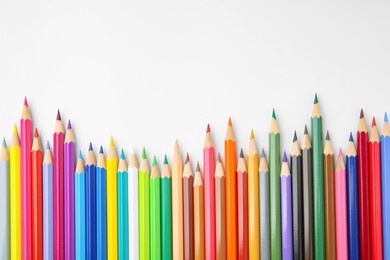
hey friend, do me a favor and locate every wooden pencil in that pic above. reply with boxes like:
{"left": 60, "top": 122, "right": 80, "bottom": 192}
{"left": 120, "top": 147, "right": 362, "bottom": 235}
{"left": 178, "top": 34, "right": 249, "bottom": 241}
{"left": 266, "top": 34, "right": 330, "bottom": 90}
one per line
{"left": 118, "top": 149, "right": 129, "bottom": 260}
{"left": 335, "top": 149, "right": 348, "bottom": 260}
{"left": 161, "top": 155, "right": 172, "bottom": 260}
{"left": 290, "top": 131, "right": 303, "bottom": 260}
{"left": 43, "top": 141, "right": 53, "bottom": 260}
{"left": 215, "top": 153, "right": 226, "bottom": 260}
{"left": 172, "top": 140, "right": 184, "bottom": 259}
{"left": 281, "top": 152, "right": 293, "bottom": 260}
{"left": 381, "top": 113, "right": 390, "bottom": 259}
{"left": 11, "top": 125, "right": 21, "bottom": 260}
{"left": 346, "top": 133, "right": 360, "bottom": 259}
{"left": 75, "top": 151, "right": 86, "bottom": 260}
{"left": 96, "top": 146, "right": 107, "bottom": 260}
{"left": 369, "top": 117, "right": 383, "bottom": 259}
{"left": 194, "top": 162, "right": 205, "bottom": 260}
{"left": 269, "top": 109, "right": 281, "bottom": 260}
{"left": 225, "top": 118, "right": 237, "bottom": 260}
{"left": 0, "top": 139, "right": 9, "bottom": 260}
{"left": 20, "top": 97, "right": 32, "bottom": 260}
{"left": 237, "top": 149, "right": 248, "bottom": 260}
{"left": 323, "top": 131, "right": 336, "bottom": 260}
{"left": 203, "top": 124, "right": 216, "bottom": 260}
{"left": 183, "top": 153, "right": 194, "bottom": 260}
{"left": 139, "top": 147, "right": 150, "bottom": 260}
{"left": 150, "top": 156, "right": 161, "bottom": 260}
{"left": 128, "top": 147, "right": 139, "bottom": 260}
{"left": 31, "top": 129, "right": 43, "bottom": 259}
{"left": 86, "top": 144, "right": 97, "bottom": 260}
{"left": 311, "top": 94, "right": 325, "bottom": 260}
{"left": 106, "top": 136, "right": 118, "bottom": 259}
{"left": 53, "top": 110, "right": 65, "bottom": 259}
{"left": 357, "top": 109, "right": 371, "bottom": 260}
{"left": 259, "top": 149, "right": 270, "bottom": 260}
{"left": 247, "top": 130, "right": 259, "bottom": 260}
{"left": 302, "top": 125, "right": 313, "bottom": 260}
{"left": 64, "top": 120, "right": 75, "bottom": 260}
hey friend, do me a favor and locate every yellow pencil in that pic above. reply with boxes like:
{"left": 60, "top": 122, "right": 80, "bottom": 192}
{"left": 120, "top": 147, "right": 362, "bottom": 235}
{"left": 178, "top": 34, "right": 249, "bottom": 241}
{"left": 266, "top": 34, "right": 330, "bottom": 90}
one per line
{"left": 11, "top": 125, "right": 21, "bottom": 260}
{"left": 107, "top": 136, "right": 118, "bottom": 259}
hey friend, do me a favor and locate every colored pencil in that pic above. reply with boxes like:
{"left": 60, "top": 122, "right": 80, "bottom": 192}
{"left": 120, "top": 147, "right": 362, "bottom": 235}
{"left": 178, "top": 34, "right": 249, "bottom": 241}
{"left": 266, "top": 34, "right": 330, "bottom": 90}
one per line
{"left": 128, "top": 147, "right": 139, "bottom": 260}
{"left": 357, "top": 109, "right": 371, "bottom": 260}
{"left": 118, "top": 149, "right": 129, "bottom": 260}
{"left": 75, "top": 151, "right": 86, "bottom": 260}
{"left": 381, "top": 113, "right": 390, "bottom": 259}
{"left": 86, "top": 143, "right": 97, "bottom": 260}
{"left": 11, "top": 125, "right": 21, "bottom": 260}
{"left": 183, "top": 153, "right": 194, "bottom": 260}
{"left": 161, "top": 155, "right": 172, "bottom": 260}
{"left": 237, "top": 149, "right": 248, "bottom": 260}
{"left": 335, "top": 149, "right": 348, "bottom": 260}
{"left": 302, "top": 125, "right": 314, "bottom": 260}
{"left": 311, "top": 94, "right": 325, "bottom": 260}
{"left": 20, "top": 98, "right": 32, "bottom": 260}
{"left": 247, "top": 130, "right": 259, "bottom": 260}
{"left": 203, "top": 124, "right": 215, "bottom": 260}
{"left": 0, "top": 139, "right": 9, "bottom": 260}
{"left": 172, "top": 140, "right": 184, "bottom": 259}
{"left": 215, "top": 153, "right": 226, "bottom": 260}
{"left": 369, "top": 117, "right": 383, "bottom": 258}
{"left": 323, "top": 131, "right": 335, "bottom": 260}
{"left": 225, "top": 118, "right": 237, "bottom": 260}
{"left": 281, "top": 152, "right": 293, "bottom": 260}
{"left": 290, "top": 131, "right": 303, "bottom": 260}
{"left": 194, "top": 162, "right": 205, "bottom": 260}
{"left": 150, "top": 156, "right": 161, "bottom": 260}
{"left": 96, "top": 146, "right": 107, "bottom": 260}
{"left": 259, "top": 149, "right": 270, "bottom": 260}
{"left": 43, "top": 141, "right": 53, "bottom": 260}
{"left": 346, "top": 133, "right": 360, "bottom": 259}
{"left": 139, "top": 147, "right": 150, "bottom": 260}
{"left": 64, "top": 120, "right": 75, "bottom": 260}
{"left": 269, "top": 109, "right": 281, "bottom": 260}
{"left": 107, "top": 136, "right": 118, "bottom": 259}
{"left": 31, "top": 129, "right": 43, "bottom": 259}
{"left": 53, "top": 110, "right": 65, "bottom": 260}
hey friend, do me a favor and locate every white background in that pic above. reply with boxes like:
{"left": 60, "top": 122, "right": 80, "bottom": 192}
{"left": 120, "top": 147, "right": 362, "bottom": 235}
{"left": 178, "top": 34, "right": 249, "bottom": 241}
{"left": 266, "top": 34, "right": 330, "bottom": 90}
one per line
{"left": 0, "top": 1, "right": 389, "bottom": 169}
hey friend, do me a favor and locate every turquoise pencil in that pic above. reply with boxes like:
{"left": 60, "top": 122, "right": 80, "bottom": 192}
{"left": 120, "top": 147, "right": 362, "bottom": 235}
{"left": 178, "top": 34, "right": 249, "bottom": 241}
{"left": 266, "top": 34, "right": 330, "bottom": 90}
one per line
{"left": 75, "top": 151, "right": 86, "bottom": 260}
{"left": 118, "top": 149, "right": 129, "bottom": 260}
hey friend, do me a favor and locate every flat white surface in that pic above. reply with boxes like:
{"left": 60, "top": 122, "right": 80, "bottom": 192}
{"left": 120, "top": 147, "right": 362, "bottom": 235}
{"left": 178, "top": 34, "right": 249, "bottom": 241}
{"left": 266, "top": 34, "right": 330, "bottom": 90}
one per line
{"left": 0, "top": 1, "right": 389, "bottom": 167}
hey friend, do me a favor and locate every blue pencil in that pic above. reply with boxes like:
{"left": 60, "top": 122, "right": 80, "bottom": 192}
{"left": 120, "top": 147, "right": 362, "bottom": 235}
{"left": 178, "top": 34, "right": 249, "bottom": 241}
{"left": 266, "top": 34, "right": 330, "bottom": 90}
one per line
{"left": 96, "top": 146, "right": 107, "bottom": 260}
{"left": 381, "top": 112, "right": 390, "bottom": 259}
{"left": 346, "top": 133, "right": 360, "bottom": 259}
{"left": 43, "top": 141, "right": 53, "bottom": 260}
{"left": 75, "top": 151, "right": 86, "bottom": 260}
{"left": 86, "top": 143, "right": 96, "bottom": 260}
{"left": 118, "top": 149, "right": 129, "bottom": 259}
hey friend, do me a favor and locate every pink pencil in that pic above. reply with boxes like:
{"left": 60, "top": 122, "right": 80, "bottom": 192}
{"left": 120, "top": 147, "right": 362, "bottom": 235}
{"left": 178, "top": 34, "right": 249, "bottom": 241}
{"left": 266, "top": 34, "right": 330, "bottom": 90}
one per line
{"left": 335, "top": 149, "right": 348, "bottom": 260}
{"left": 21, "top": 97, "right": 32, "bottom": 259}
{"left": 54, "top": 110, "right": 65, "bottom": 259}
{"left": 203, "top": 124, "right": 216, "bottom": 260}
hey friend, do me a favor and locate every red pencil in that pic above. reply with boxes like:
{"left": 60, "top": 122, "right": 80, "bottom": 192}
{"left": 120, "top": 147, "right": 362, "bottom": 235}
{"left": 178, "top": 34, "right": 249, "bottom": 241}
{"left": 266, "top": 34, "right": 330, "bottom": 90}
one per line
{"left": 237, "top": 149, "right": 248, "bottom": 260}
{"left": 31, "top": 129, "right": 43, "bottom": 259}
{"left": 357, "top": 109, "right": 371, "bottom": 260}
{"left": 369, "top": 117, "right": 383, "bottom": 259}
{"left": 53, "top": 110, "right": 65, "bottom": 259}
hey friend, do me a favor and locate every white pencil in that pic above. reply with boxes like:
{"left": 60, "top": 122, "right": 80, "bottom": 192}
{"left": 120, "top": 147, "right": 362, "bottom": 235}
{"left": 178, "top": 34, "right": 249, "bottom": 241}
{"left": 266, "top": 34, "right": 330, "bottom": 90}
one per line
{"left": 0, "top": 139, "right": 9, "bottom": 259}
{"left": 128, "top": 147, "right": 139, "bottom": 259}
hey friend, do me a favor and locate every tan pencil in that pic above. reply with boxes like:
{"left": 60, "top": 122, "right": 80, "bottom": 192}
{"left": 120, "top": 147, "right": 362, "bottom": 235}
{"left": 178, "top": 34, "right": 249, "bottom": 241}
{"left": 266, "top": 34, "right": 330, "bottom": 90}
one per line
{"left": 215, "top": 153, "right": 226, "bottom": 260}
{"left": 194, "top": 162, "right": 205, "bottom": 260}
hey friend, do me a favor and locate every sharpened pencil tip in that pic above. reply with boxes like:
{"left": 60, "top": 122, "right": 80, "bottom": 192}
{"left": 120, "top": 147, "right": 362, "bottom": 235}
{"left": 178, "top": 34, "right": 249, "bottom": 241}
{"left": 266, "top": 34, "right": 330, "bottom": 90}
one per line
{"left": 349, "top": 132, "right": 354, "bottom": 142}
{"left": 217, "top": 153, "right": 222, "bottom": 163}
{"left": 250, "top": 129, "right": 255, "bottom": 140}
{"left": 360, "top": 109, "right": 364, "bottom": 119}
{"left": 338, "top": 148, "right": 343, "bottom": 158}
{"left": 109, "top": 136, "right": 114, "bottom": 147}
{"left": 372, "top": 117, "right": 376, "bottom": 127}
{"left": 152, "top": 156, "right": 157, "bottom": 166}
{"left": 120, "top": 149, "right": 125, "bottom": 159}
{"left": 34, "top": 128, "right": 39, "bottom": 138}
{"left": 46, "top": 141, "right": 50, "bottom": 149}
{"left": 142, "top": 147, "right": 146, "bottom": 160}
{"left": 314, "top": 93, "right": 318, "bottom": 104}
{"left": 293, "top": 131, "right": 297, "bottom": 142}
{"left": 385, "top": 112, "right": 388, "bottom": 123}
{"left": 56, "top": 109, "right": 61, "bottom": 120}
{"left": 89, "top": 142, "right": 93, "bottom": 151}
{"left": 2, "top": 138, "right": 6, "bottom": 147}
{"left": 206, "top": 124, "right": 210, "bottom": 133}
{"left": 99, "top": 146, "right": 103, "bottom": 154}
{"left": 78, "top": 150, "right": 83, "bottom": 159}
{"left": 240, "top": 148, "right": 244, "bottom": 158}
{"left": 228, "top": 117, "right": 232, "bottom": 126}
{"left": 13, "top": 124, "right": 18, "bottom": 134}
{"left": 283, "top": 151, "right": 287, "bottom": 162}
{"left": 163, "top": 155, "right": 168, "bottom": 164}
{"left": 326, "top": 130, "right": 330, "bottom": 140}
{"left": 185, "top": 152, "right": 190, "bottom": 163}
{"left": 304, "top": 125, "right": 308, "bottom": 134}
{"left": 24, "top": 97, "right": 28, "bottom": 107}
{"left": 260, "top": 149, "right": 265, "bottom": 157}
{"left": 67, "top": 120, "right": 72, "bottom": 130}
{"left": 196, "top": 161, "right": 200, "bottom": 172}
{"left": 272, "top": 108, "right": 276, "bottom": 119}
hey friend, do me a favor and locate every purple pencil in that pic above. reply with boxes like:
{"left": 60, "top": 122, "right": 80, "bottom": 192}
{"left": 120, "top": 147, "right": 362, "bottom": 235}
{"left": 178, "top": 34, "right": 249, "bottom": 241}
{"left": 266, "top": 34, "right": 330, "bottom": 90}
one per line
{"left": 64, "top": 120, "right": 75, "bottom": 260}
{"left": 281, "top": 152, "right": 293, "bottom": 260}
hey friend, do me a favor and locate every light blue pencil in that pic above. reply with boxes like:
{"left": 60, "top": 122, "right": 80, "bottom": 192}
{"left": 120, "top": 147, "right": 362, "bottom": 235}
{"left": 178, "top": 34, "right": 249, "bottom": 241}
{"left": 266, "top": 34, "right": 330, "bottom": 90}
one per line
{"left": 96, "top": 146, "right": 107, "bottom": 260}
{"left": 381, "top": 112, "right": 390, "bottom": 259}
{"left": 43, "top": 141, "right": 53, "bottom": 260}
{"left": 118, "top": 149, "right": 129, "bottom": 260}
{"left": 75, "top": 151, "right": 86, "bottom": 260}
{"left": 0, "top": 139, "right": 9, "bottom": 259}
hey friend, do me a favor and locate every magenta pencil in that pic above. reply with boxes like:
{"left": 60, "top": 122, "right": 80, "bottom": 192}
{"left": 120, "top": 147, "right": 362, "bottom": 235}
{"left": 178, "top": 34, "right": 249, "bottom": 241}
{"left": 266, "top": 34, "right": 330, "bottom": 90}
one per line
{"left": 64, "top": 120, "right": 75, "bottom": 260}
{"left": 54, "top": 110, "right": 65, "bottom": 259}
{"left": 21, "top": 97, "right": 32, "bottom": 259}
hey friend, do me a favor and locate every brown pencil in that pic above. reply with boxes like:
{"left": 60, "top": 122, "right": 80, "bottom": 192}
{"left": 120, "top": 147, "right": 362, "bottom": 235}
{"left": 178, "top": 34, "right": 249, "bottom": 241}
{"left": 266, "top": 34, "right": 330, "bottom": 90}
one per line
{"left": 215, "top": 153, "right": 226, "bottom": 260}
{"left": 183, "top": 153, "right": 194, "bottom": 260}
{"left": 194, "top": 162, "right": 205, "bottom": 260}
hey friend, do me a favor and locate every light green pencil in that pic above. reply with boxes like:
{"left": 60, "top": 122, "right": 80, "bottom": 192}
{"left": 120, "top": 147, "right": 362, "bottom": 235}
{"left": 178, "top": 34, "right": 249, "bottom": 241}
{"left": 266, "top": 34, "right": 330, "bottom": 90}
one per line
{"left": 150, "top": 156, "right": 161, "bottom": 259}
{"left": 139, "top": 147, "right": 150, "bottom": 260}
